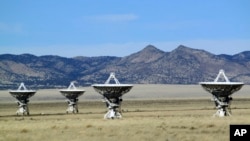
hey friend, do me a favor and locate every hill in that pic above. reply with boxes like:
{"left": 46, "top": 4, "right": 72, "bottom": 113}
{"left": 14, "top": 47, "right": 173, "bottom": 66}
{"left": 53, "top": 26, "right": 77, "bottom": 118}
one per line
{"left": 0, "top": 45, "right": 250, "bottom": 89}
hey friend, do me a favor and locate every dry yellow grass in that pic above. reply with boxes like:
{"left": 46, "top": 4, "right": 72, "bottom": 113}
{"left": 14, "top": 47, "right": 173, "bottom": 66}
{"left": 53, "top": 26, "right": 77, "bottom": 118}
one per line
{"left": 1, "top": 85, "right": 250, "bottom": 141}
{"left": 1, "top": 99, "right": 250, "bottom": 141}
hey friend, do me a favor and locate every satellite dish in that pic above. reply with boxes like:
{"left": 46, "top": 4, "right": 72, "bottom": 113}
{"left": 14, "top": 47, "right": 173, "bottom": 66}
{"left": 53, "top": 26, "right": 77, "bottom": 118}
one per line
{"left": 9, "top": 83, "right": 37, "bottom": 115}
{"left": 92, "top": 72, "right": 133, "bottom": 119}
{"left": 199, "top": 69, "right": 244, "bottom": 117}
{"left": 59, "top": 82, "right": 85, "bottom": 114}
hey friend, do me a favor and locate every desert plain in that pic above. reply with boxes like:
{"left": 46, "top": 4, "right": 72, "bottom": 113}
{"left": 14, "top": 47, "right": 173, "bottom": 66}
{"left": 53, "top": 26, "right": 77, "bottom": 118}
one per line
{"left": 0, "top": 84, "right": 250, "bottom": 141}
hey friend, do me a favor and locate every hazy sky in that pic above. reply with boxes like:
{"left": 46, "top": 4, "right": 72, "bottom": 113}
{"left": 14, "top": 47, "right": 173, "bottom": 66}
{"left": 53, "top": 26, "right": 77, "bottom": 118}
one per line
{"left": 0, "top": 0, "right": 249, "bottom": 57}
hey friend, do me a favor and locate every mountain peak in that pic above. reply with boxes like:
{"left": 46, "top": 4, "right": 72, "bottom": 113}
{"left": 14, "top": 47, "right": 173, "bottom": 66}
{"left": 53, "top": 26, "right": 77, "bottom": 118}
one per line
{"left": 170, "top": 45, "right": 197, "bottom": 56}
{"left": 173, "top": 45, "right": 211, "bottom": 55}
{"left": 175, "top": 45, "right": 193, "bottom": 51}
{"left": 140, "top": 44, "right": 164, "bottom": 53}
{"left": 143, "top": 44, "right": 158, "bottom": 50}
{"left": 123, "top": 45, "right": 165, "bottom": 63}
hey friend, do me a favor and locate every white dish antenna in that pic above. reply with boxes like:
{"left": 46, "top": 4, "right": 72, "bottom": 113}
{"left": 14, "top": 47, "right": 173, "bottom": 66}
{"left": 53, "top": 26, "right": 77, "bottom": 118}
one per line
{"left": 92, "top": 72, "right": 133, "bottom": 119}
{"left": 199, "top": 69, "right": 244, "bottom": 117}
{"left": 59, "top": 82, "right": 85, "bottom": 114}
{"left": 9, "top": 83, "right": 37, "bottom": 115}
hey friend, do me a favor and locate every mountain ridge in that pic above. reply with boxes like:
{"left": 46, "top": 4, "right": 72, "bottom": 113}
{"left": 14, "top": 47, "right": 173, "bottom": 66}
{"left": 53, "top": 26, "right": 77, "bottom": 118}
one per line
{"left": 0, "top": 45, "right": 250, "bottom": 89}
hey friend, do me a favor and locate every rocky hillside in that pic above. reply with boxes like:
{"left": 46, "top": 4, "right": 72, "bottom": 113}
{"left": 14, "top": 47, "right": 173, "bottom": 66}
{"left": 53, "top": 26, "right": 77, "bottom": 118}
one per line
{"left": 0, "top": 45, "right": 250, "bottom": 89}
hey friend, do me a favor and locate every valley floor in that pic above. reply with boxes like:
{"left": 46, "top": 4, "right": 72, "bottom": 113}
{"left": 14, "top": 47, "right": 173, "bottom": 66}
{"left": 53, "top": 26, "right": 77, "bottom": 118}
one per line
{"left": 1, "top": 98, "right": 250, "bottom": 141}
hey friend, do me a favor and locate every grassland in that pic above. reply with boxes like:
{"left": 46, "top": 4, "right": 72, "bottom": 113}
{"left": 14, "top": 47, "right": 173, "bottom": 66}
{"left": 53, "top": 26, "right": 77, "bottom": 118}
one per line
{"left": 1, "top": 85, "right": 250, "bottom": 141}
{"left": 1, "top": 99, "right": 250, "bottom": 141}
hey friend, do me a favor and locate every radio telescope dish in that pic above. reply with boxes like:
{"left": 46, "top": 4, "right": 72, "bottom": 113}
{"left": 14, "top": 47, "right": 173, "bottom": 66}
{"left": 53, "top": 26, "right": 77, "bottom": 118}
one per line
{"left": 92, "top": 72, "right": 133, "bottom": 119}
{"left": 199, "top": 69, "right": 244, "bottom": 117}
{"left": 9, "top": 83, "right": 37, "bottom": 115}
{"left": 59, "top": 82, "right": 85, "bottom": 114}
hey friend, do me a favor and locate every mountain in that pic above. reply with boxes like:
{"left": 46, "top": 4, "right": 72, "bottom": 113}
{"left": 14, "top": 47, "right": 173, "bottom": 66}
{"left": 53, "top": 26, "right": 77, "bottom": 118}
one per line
{"left": 121, "top": 44, "right": 165, "bottom": 63}
{"left": 0, "top": 45, "right": 250, "bottom": 89}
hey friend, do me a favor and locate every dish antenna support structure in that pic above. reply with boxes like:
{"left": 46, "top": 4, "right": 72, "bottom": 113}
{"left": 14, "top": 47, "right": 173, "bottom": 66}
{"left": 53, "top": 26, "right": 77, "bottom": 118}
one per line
{"left": 9, "top": 83, "right": 37, "bottom": 115}
{"left": 199, "top": 70, "right": 244, "bottom": 117}
{"left": 92, "top": 73, "right": 133, "bottom": 119}
{"left": 59, "top": 82, "right": 85, "bottom": 114}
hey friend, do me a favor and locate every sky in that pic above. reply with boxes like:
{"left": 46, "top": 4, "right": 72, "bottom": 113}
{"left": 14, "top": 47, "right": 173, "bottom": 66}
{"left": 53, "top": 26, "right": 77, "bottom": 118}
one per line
{"left": 0, "top": 0, "right": 250, "bottom": 57}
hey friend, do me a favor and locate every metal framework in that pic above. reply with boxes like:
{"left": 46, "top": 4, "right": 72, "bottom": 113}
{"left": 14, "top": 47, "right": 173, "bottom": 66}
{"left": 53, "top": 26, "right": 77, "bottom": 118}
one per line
{"left": 92, "top": 73, "right": 133, "bottom": 119}
{"left": 9, "top": 83, "right": 36, "bottom": 115}
{"left": 105, "top": 72, "right": 120, "bottom": 84}
{"left": 103, "top": 97, "right": 122, "bottom": 119}
{"left": 212, "top": 95, "right": 232, "bottom": 117}
{"left": 200, "top": 69, "right": 244, "bottom": 117}
{"left": 214, "top": 69, "right": 230, "bottom": 82}
{"left": 59, "top": 82, "right": 85, "bottom": 114}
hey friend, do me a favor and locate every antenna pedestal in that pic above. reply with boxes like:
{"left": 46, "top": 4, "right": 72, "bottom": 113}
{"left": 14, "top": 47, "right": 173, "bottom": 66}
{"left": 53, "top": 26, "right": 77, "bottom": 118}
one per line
{"left": 103, "top": 97, "right": 122, "bottom": 119}
{"left": 65, "top": 99, "right": 79, "bottom": 114}
{"left": 212, "top": 95, "right": 232, "bottom": 117}
{"left": 16, "top": 99, "right": 30, "bottom": 115}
